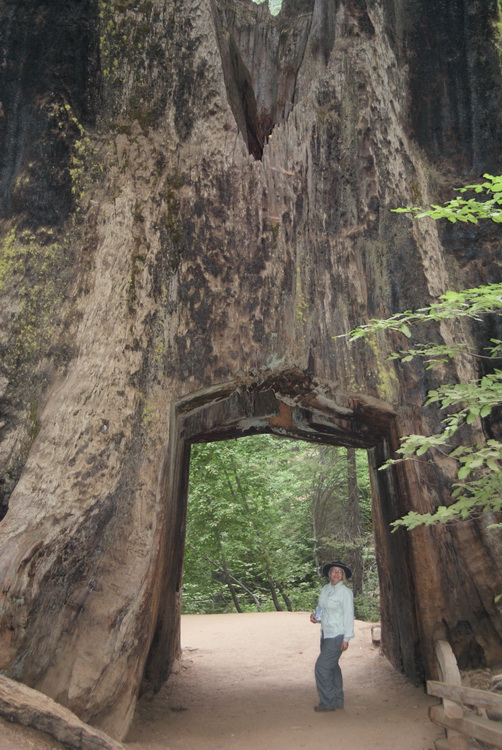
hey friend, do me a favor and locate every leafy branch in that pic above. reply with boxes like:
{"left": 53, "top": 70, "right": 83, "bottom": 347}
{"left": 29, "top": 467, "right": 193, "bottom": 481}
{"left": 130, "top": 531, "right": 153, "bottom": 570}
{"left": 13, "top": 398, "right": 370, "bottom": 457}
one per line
{"left": 341, "top": 284, "right": 502, "bottom": 345}
{"left": 340, "top": 177, "right": 502, "bottom": 529}
{"left": 393, "top": 173, "right": 502, "bottom": 223}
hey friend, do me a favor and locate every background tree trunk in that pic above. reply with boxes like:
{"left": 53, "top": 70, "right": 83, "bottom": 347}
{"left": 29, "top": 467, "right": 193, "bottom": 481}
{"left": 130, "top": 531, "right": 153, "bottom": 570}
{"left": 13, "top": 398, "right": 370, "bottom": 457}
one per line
{"left": 220, "top": 561, "right": 244, "bottom": 613}
{"left": 311, "top": 447, "right": 364, "bottom": 596}
{"left": 346, "top": 448, "right": 363, "bottom": 596}
{"left": 0, "top": 0, "right": 501, "bottom": 740}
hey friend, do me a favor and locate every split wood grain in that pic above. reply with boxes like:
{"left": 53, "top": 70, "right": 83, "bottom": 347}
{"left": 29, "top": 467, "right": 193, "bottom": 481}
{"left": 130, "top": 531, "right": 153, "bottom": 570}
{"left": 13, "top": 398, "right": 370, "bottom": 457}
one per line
{"left": 0, "top": 674, "right": 125, "bottom": 750}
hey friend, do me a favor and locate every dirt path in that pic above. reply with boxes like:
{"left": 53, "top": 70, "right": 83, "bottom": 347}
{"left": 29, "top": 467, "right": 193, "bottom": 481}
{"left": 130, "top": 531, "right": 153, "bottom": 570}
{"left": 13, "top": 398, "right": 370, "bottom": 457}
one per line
{"left": 0, "top": 613, "right": 443, "bottom": 749}
{"left": 125, "top": 613, "right": 442, "bottom": 750}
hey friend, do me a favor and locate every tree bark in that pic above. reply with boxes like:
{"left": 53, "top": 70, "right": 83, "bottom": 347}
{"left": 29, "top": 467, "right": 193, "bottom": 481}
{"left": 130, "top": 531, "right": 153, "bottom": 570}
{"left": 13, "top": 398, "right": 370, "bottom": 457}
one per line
{"left": 0, "top": 675, "right": 124, "bottom": 750}
{"left": 0, "top": 0, "right": 501, "bottom": 740}
{"left": 346, "top": 448, "right": 363, "bottom": 596}
{"left": 277, "top": 581, "right": 293, "bottom": 612}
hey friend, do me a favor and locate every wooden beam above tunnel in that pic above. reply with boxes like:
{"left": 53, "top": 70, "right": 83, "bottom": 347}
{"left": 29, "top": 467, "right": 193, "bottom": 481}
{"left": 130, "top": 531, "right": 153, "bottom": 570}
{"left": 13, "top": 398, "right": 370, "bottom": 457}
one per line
{"left": 177, "top": 374, "right": 396, "bottom": 449}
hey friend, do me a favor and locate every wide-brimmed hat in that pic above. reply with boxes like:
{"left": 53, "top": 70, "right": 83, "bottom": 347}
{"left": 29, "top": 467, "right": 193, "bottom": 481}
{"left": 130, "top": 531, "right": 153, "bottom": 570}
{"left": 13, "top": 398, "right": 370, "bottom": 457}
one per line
{"left": 322, "top": 561, "right": 352, "bottom": 579}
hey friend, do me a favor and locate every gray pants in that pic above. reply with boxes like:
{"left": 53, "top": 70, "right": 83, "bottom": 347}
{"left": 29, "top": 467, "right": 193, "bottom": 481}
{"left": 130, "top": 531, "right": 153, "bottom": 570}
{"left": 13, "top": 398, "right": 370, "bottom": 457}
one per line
{"left": 314, "top": 633, "right": 344, "bottom": 710}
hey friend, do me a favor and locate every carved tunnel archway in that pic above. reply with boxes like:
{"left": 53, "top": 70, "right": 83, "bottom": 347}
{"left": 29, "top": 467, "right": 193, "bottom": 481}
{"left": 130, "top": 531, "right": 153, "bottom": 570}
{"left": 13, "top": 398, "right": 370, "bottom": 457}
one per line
{"left": 144, "top": 370, "right": 422, "bottom": 694}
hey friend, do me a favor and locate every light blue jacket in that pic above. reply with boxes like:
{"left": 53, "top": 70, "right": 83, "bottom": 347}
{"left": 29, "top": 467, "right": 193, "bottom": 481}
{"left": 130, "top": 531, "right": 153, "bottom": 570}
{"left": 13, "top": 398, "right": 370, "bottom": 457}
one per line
{"left": 318, "top": 580, "right": 355, "bottom": 641}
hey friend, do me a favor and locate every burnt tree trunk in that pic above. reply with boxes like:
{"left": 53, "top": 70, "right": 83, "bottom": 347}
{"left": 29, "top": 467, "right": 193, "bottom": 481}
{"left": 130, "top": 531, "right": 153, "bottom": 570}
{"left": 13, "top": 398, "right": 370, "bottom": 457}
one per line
{"left": 0, "top": 0, "right": 501, "bottom": 741}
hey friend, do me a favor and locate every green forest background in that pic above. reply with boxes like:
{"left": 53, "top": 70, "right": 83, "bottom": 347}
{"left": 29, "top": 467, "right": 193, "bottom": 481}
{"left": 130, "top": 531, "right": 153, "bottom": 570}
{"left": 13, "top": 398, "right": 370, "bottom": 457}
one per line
{"left": 183, "top": 435, "right": 380, "bottom": 621}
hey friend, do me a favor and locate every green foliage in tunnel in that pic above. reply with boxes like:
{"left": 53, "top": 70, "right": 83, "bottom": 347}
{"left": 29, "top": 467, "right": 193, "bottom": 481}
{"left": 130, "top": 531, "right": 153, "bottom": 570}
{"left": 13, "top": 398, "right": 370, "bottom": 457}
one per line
{"left": 183, "top": 435, "right": 378, "bottom": 619}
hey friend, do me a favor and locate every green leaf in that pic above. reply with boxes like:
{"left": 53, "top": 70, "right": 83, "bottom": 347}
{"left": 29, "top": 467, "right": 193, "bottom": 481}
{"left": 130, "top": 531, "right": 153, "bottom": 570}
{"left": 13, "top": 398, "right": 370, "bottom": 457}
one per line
{"left": 342, "top": 177, "right": 502, "bottom": 531}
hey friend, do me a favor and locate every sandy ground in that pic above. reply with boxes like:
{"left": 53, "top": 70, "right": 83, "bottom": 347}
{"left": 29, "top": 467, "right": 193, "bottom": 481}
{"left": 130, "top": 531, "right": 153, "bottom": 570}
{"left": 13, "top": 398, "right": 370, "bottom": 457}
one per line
{"left": 0, "top": 612, "right": 443, "bottom": 750}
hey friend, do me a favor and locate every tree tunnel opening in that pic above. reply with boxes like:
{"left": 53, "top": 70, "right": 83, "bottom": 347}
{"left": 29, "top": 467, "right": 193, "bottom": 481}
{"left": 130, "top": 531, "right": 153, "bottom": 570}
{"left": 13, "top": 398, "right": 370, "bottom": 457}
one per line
{"left": 183, "top": 434, "right": 377, "bottom": 618}
{"left": 143, "top": 371, "right": 423, "bottom": 695}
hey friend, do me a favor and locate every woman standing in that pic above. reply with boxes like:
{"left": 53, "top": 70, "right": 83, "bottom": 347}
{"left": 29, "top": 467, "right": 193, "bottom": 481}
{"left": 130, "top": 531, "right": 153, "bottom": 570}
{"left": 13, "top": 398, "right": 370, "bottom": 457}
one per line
{"left": 310, "top": 561, "right": 355, "bottom": 712}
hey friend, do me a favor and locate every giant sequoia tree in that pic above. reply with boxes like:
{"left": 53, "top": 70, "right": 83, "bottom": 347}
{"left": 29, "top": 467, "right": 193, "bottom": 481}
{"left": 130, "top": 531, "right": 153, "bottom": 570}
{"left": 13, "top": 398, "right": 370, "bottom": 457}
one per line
{"left": 0, "top": 0, "right": 501, "bottom": 742}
